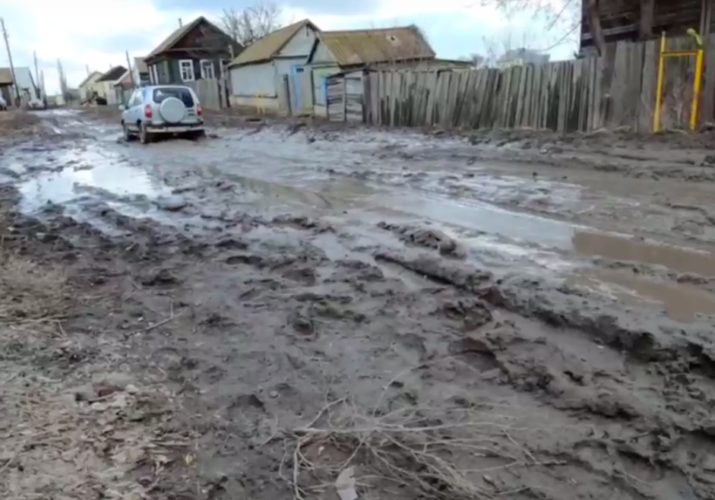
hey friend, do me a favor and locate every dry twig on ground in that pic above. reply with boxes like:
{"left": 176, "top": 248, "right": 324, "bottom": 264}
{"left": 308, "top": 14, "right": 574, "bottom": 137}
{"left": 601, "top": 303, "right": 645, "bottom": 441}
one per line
{"left": 285, "top": 400, "right": 565, "bottom": 499}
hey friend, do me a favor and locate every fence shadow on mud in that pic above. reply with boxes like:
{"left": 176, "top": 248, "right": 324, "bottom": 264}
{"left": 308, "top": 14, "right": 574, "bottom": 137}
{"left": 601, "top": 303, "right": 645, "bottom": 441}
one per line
{"left": 361, "top": 35, "right": 715, "bottom": 133}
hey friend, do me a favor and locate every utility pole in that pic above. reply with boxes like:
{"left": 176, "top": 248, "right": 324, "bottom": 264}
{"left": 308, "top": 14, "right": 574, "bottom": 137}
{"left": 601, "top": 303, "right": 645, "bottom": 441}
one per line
{"left": 125, "top": 50, "right": 135, "bottom": 88}
{"left": 86, "top": 64, "right": 90, "bottom": 76}
{"left": 0, "top": 18, "right": 20, "bottom": 105}
{"left": 57, "top": 59, "right": 64, "bottom": 99}
{"left": 40, "top": 70, "right": 45, "bottom": 102}
{"left": 179, "top": 18, "right": 183, "bottom": 27}
{"left": 33, "top": 51, "right": 40, "bottom": 99}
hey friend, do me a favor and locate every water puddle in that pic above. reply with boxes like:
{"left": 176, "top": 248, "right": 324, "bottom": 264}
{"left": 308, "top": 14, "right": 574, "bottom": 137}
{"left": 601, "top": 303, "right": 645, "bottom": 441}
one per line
{"left": 204, "top": 167, "right": 334, "bottom": 210}
{"left": 572, "top": 231, "right": 715, "bottom": 276}
{"left": 369, "top": 192, "right": 579, "bottom": 248}
{"left": 12, "top": 140, "right": 171, "bottom": 224}
{"left": 215, "top": 166, "right": 584, "bottom": 252}
{"left": 19, "top": 161, "right": 165, "bottom": 212}
{"left": 570, "top": 269, "right": 715, "bottom": 322}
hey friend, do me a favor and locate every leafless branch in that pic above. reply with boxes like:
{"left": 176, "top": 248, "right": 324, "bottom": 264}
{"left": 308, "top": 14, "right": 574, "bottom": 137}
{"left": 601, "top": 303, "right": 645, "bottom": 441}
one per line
{"left": 220, "top": 1, "right": 282, "bottom": 46}
{"left": 479, "top": 0, "right": 581, "bottom": 49}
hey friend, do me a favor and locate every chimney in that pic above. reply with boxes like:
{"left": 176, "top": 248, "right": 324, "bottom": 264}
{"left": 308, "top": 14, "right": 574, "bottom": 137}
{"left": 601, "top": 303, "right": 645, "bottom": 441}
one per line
{"left": 179, "top": 18, "right": 183, "bottom": 27}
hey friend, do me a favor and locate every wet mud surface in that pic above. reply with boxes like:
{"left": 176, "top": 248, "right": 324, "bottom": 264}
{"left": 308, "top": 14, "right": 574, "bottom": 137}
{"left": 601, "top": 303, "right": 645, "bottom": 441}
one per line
{"left": 3, "top": 109, "right": 715, "bottom": 499}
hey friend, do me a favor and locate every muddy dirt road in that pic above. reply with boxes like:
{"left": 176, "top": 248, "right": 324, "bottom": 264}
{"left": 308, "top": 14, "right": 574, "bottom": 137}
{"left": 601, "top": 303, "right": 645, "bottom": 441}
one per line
{"left": 4, "top": 109, "right": 715, "bottom": 499}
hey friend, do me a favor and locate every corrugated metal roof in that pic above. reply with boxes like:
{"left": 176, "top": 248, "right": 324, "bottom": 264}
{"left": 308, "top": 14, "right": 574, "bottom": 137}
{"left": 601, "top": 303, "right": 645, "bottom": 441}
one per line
{"left": 97, "top": 66, "right": 127, "bottom": 82}
{"left": 320, "top": 26, "right": 435, "bottom": 66}
{"left": 0, "top": 68, "right": 13, "bottom": 85}
{"left": 146, "top": 16, "right": 206, "bottom": 60}
{"left": 134, "top": 57, "right": 148, "bottom": 73}
{"left": 228, "top": 19, "right": 317, "bottom": 67}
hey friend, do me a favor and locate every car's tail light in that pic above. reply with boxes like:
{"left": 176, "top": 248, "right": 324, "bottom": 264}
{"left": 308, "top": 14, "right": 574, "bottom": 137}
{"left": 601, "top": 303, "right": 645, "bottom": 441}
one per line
{"left": 196, "top": 104, "right": 202, "bottom": 116}
{"left": 144, "top": 104, "right": 152, "bottom": 118}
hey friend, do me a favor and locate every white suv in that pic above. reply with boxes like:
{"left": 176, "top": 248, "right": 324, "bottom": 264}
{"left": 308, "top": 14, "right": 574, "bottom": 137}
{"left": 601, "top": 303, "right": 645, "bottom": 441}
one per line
{"left": 120, "top": 85, "right": 205, "bottom": 144}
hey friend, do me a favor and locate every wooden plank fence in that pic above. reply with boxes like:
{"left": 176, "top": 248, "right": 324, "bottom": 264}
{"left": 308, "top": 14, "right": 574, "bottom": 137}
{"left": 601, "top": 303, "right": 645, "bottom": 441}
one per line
{"left": 363, "top": 34, "right": 715, "bottom": 132}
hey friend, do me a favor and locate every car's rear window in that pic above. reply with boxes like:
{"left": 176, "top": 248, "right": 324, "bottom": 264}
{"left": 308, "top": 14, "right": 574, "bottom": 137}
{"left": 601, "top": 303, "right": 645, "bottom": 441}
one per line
{"left": 152, "top": 87, "right": 194, "bottom": 107}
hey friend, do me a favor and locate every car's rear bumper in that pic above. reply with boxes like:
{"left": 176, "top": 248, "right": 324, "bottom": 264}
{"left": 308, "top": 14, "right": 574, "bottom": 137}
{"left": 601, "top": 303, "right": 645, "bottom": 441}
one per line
{"left": 146, "top": 122, "right": 204, "bottom": 134}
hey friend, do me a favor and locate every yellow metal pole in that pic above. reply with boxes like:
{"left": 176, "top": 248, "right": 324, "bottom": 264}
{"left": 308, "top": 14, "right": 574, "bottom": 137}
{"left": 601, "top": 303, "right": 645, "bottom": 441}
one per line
{"left": 690, "top": 49, "right": 705, "bottom": 131}
{"left": 653, "top": 32, "right": 667, "bottom": 133}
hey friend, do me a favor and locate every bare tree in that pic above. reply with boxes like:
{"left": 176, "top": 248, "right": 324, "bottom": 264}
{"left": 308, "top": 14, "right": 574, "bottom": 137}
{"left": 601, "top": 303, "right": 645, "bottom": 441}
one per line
{"left": 482, "top": 0, "right": 653, "bottom": 57}
{"left": 479, "top": 0, "right": 584, "bottom": 52}
{"left": 220, "top": 1, "right": 282, "bottom": 46}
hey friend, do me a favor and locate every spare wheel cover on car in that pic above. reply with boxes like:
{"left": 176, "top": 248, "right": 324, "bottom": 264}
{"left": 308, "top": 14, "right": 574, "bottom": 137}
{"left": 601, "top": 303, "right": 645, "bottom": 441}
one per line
{"left": 159, "top": 97, "right": 186, "bottom": 124}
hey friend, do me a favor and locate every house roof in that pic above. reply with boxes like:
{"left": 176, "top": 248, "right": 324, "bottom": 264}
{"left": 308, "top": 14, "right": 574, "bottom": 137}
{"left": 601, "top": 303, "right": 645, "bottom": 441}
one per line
{"left": 0, "top": 68, "right": 13, "bottom": 85}
{"left": 228, "top": 19, "right": 317, "bottom": 67}
{"left": 78, "top": 71, "right": 102, "bottom": 88}
{"left": 97, "top": 66, "right": 127, "bottom": 82}
{"left": 0, "top": 67, "right": 36, "bottom": 89}
{"left": 134, "top": 57, "right": 148, "bottom": 73}
{"left": 146, "top": 16, "right": 234, "bottom": 61}
{"left": 114, "top": 70, "right": 134, "bottom": 88}
{"left": 319, "top": 26, "right": 435, "bottom": 66}
{"left": 147, "top": 17, "right": 205, "bottom": 60}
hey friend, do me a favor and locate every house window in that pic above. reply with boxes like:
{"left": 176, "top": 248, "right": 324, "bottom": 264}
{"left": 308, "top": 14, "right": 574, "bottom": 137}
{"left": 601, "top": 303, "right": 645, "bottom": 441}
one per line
{"left": 179, "top": 60, "right": 194, "bottom": 82}
{"left": 150, "top": 65, "right": 159, "bottom": 84}
{"left": 200, "top": 60, "right": 215, "bottom": 80}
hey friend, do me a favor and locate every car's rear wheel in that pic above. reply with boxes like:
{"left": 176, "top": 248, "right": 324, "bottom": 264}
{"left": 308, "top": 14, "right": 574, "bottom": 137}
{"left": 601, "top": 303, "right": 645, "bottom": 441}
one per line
{"left": 122, "top": 123, "right": 134, "bottom": 142}
{"left": 192, "top": 130, "right": 206, "bottom": 140}
{"left": 139, "top": 124, "right": 152, "bottom": 145}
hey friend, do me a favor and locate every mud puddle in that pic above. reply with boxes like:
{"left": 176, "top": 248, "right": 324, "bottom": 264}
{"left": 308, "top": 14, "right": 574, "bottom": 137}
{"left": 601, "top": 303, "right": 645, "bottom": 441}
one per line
{"left": 571, "top": 268, "right": 715, "bottom": 322}
{"left": 573, "top": 231, "right": 715, "bottom": 275}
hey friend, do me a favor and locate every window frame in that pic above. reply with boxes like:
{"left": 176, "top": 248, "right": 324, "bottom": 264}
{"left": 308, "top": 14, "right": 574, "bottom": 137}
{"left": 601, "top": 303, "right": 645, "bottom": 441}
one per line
{"left": 199, "top": 60, "right": 215, "bottom": 80}
{"left": 179, "top": 60, "right": 195, "bottom": 82}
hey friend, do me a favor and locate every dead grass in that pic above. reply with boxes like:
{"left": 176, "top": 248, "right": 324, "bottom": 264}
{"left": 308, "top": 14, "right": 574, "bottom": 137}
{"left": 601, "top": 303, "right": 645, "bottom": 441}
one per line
{"left": 0, "top": 111, "right": 42, "bottom": 149}
{"left": 0, "top": 110, "right": 40, "bottom": 130}
{"left": 0, "top": 252, "right": 69, "bottom": 328}
{"left": 0, "top": 381, "right": 189, "bottom": 500}
{"left": 0, "top": 251, "right": 191, "bottom": 499}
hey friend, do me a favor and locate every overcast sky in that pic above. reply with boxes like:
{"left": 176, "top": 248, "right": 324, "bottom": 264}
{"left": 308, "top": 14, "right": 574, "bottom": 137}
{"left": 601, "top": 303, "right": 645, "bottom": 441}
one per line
{"left": 0, "top": 0, "right": 576, "bottom": 95}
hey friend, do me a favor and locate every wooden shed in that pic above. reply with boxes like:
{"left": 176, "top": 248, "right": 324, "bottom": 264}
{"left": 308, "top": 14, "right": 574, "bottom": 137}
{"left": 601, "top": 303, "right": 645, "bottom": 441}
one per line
{"left": 326, "top": 69, "right": 367, "bottom": 122}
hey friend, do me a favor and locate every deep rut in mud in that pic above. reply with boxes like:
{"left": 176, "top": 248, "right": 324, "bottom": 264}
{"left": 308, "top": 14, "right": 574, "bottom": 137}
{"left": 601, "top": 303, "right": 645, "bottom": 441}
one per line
{"left": 2, "top": 110, "right": 715, "bottom": 499}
